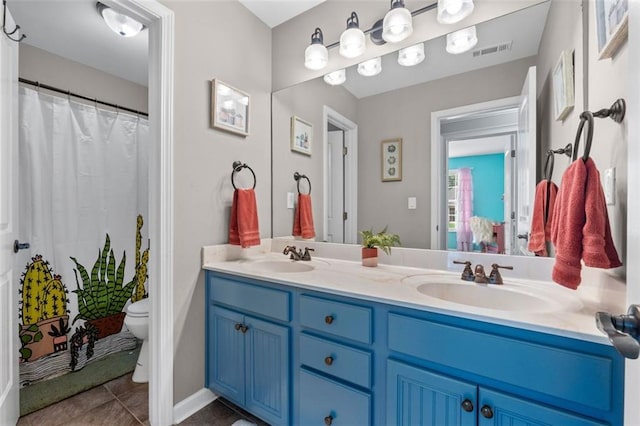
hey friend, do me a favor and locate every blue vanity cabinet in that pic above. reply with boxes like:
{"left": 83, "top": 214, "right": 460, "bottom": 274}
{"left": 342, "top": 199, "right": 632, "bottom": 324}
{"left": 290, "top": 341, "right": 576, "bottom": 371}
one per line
{"left": 206, "top": 273, "right": 291, "bottom": 426}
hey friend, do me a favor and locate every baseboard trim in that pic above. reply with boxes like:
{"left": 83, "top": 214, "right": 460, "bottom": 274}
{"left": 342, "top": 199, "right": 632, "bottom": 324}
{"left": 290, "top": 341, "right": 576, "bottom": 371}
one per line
{"left": 173, "top": 388, "right": 218, "bottom": 424}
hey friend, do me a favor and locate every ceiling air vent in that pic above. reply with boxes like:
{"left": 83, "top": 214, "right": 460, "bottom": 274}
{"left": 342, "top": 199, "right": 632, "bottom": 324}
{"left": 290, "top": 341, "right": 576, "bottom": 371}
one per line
{"left": 472, "top": 41, "right": 513, "bottom": 58}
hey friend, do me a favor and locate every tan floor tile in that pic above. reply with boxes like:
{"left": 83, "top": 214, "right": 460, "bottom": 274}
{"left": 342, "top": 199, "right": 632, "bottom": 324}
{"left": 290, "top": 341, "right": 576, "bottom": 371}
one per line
{"left": 64, "top": 400, "right": 141, "bottom": 426}
{"left": 178, "top": 399, "right": 241, "bottom": 425}
{"left": 103, "top": 373, "right": 147, "bottom": 398}
{"left": 116, "top": 385, "right": 149, "bottom": 423}
{"left": 16, "top": 415, "right": 32, "bottom": 426}
{"left": 22, "top": 386, "right": 115, "bottom": 426}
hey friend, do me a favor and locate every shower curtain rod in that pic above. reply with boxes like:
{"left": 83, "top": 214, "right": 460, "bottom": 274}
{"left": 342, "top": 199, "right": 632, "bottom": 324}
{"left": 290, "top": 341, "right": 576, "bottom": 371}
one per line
{"left": 18, "top": 77, "right": 149, "bottom": 118}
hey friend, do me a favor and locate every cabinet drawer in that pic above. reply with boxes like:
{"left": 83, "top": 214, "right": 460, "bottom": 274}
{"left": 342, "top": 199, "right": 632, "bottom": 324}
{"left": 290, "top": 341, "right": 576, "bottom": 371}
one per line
{"left": 388, "top": 313, "right": 613, "bottom": 412}
{"left": 299, "top": 369, "right": 371, "bottom": 425}
{"left": 299, "top": 333, "right": 372, "bottom": 389}
{"left": 299, "top": 295, "right": 372, "bottom": 344}
{"left": 209, "top": 274, "right": 290, "bottom": 322}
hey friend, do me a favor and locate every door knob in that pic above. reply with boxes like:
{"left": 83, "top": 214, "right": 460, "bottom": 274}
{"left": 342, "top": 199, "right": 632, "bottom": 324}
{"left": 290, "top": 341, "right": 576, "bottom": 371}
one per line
{"left": 516, "top": 233, "right": 528, "bottom": 241}
{"left": 13, "top": 240, "right": 30, "bottom": 253}
{"left": 596, "top": 305, "right": 640, "bottom": 359}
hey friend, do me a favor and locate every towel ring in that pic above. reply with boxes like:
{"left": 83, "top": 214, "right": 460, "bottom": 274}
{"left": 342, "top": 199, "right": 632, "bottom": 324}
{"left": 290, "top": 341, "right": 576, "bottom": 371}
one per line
{"left": 231, "top": 161, "right": 256, "bottom": 190}
{"left": 572, "top": 111, "right": 594, "bottom": 162}
{"left": 543, "top": 150, "right": 555, "bottom": 181}
{"left": 293, "top": 172, "right": 311, "bottom": 195}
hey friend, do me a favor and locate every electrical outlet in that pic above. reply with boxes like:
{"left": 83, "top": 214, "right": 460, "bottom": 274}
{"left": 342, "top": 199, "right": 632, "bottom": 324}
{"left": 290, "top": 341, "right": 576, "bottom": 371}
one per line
{"left": 408, "top": 197, "right": 417, "bottom": 210}
{"left": 604, "top": 168, "right": 615, "bottom": 205}
{"left": 287, "top": 192, "right": 295, "bottom": 209}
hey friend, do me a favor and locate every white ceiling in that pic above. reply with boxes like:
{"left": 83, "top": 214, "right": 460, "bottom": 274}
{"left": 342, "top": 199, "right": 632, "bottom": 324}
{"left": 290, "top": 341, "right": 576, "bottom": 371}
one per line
{"left": 449, "top": 135, "right": 510, "bottom": 158}
{"left": 238, "top": 0, "right": 325, "bottom": 28}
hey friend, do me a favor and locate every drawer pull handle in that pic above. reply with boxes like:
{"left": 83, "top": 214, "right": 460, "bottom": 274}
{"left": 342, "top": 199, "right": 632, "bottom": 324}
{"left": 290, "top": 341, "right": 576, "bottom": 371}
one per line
{"left": 324, "top": 415, "right": 333, "bottom": 425}
{"left": 325, "top": 315, "right": 334, "bottom": 325}
{"left": 461, "top": 399, "right": 474, "bottom": 412}
{"left": 480, "top": 405, "right": 493, "bottom": 419}
{"left": 324, "top": 356, "right": 334, "bottom": 366}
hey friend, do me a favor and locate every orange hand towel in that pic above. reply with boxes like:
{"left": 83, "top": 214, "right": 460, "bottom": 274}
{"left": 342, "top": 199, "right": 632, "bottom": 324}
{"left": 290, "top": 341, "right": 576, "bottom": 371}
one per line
{"left": 551, "top": 159, "right": 587, "bottom": 289}
{"left": 528, "top": 179, "right": 557, "bottom": 257}
{"left": 292, "top": 193, "right": 315, "bottom": 239}
{"left": 582, "top": 158, "right": 622, "bottom": 269}
{"left": 228, "top": 189, "right": 261, "bottom": 248}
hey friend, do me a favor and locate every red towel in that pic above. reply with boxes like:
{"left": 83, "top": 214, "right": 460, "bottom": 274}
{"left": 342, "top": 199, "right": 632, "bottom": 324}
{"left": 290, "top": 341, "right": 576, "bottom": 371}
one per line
{"left": 293, "top": 193, "right": 315, "bottom": 239}
{"left": 228, "top": 189, "right": 260, "bottom": 248}
{"left": 528, "top": 179, "right": 558, "bottom": 257}
{"left": 551, "top": 158, "right": 621, "bottom": 289}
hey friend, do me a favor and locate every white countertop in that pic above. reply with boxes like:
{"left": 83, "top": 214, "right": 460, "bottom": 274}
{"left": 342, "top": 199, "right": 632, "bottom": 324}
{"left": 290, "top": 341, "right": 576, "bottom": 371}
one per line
{"left": 202, "top": 241, "right": 626, "bottom": 346}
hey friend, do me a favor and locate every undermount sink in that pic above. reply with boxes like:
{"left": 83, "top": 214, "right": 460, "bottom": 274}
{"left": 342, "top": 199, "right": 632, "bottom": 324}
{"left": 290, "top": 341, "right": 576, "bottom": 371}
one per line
{"left": 245, "top": 260, "right": 315, "bottom": 273}
{"left": 416, "top": 282, "right": 582, "bottom": 313}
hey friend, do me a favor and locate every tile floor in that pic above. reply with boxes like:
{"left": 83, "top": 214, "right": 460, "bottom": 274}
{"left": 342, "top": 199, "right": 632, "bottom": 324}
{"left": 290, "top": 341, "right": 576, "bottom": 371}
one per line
{"left": 17, "top": 373, "right": 267, "bottom": 426}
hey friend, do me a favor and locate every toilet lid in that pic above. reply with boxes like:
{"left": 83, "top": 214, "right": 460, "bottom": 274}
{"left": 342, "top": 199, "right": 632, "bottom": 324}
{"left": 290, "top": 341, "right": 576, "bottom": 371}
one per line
{"left": 127, "top": 298, "right": 149, "bottom": 316}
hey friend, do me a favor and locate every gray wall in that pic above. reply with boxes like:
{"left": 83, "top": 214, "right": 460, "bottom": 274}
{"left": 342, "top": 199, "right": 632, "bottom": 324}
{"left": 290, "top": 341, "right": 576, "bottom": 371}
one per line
{"left": 160, "top": 0, "right": 272, "bottom": 403}
{"left": 272, "top": 79, "right": 358, "bottom": 240}
{"left": 18, "top": 44, "right": 148, "bottom": 113}
{"left": 357, "top": 56, "right": 536, "bottom": 248}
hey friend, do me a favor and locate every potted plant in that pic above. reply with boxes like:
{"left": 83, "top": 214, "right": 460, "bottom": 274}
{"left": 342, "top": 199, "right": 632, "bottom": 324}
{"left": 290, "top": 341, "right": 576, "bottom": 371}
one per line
{"left": 360, "top": 226, "right": 401, "bottom": 267}
{"left": 70, "top": 234, "right": 136, "bottom": 339}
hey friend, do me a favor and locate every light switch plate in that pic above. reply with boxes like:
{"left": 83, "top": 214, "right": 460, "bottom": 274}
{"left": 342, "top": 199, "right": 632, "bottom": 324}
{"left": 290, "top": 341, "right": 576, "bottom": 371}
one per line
{"left": 287, "top": 192, "right": 295, "bottom": 209}
{"left": 408, "top": 197, "right": 417, "bottom": 210}
{"left": 604, "top": 167, "right": 615, "bottom": 205}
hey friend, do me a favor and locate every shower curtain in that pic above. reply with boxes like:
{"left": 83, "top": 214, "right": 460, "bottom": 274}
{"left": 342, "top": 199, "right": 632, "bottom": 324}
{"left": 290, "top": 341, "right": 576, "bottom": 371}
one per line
{"left": 456, "top": 168, "right": 473, "bottom": 252}
{"left": 16, "top": 87, "right": 148, "bottom": 370}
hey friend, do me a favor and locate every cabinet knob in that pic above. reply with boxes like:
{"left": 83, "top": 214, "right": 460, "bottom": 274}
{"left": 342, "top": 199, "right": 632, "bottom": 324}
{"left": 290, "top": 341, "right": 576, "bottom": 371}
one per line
{"left": 480, "top": 405, "right": 494, "bottom": 419}
{"left": 325, "top": 315, "right": 334, "bottom": 325}
{"left": 324, "top": 356, "right": 334, "bottom": 366}
{"left": 461, "top": 399, "right": 474, "bottom": 412}
{"left": 240, "top": 324, "right": 249, "bottom": 334}
{"left": 234, "top": 323, "right": 242, "bottom": 331}
{"left": 324, "top": 415, "right": 333, "bottom": 425}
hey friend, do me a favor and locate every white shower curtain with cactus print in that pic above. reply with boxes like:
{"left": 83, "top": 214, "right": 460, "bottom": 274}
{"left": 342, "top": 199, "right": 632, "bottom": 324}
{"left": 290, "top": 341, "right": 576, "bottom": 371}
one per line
{"left": 16, "top": 87, "right": 148, "bottom": 370}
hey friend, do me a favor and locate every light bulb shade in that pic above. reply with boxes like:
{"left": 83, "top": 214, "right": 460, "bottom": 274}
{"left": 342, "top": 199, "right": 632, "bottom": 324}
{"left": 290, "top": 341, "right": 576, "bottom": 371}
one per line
{"left": 382, "top": 1, "right": 413, "bottom": 43}
{"left": 324, "top": 69, "right": 346, "bottom": 85}
{"left": 398, "top": 43, "right": 425, "bottom": 66}
{"left": 305, "top": 28, "right": 328, "bottom": 70}
{"left": 97, "top": 2, "right": 144, "bottom": 37}
{"left": 446, "top": 26, "right": 478, "bottom": 54}
{"left": 437, "top": 0, "right": 474, "bottom": 24}
{"left": 357, "top": 57, "right": 382, "bottom": 77}
{"left": 340, "top": 28, "right": 366, "bottom": 58}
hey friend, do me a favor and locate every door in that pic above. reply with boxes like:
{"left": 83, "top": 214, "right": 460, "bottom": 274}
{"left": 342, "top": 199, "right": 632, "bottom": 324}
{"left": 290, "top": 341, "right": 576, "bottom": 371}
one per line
{"left": 327, "top": 129, "right": 345, "bottom": 243}
{"left": 516, "top": 66, "right": 536, "bottom": 255}
{"left": 208, "top": 306, "right": 245, "bottom": 406}
{"left": 503, "top": 135, "right": 515, "bottom": 255}
{"left": 0, "top": 5, "right": 20, "bottom": 425}
{"left": 245, "top": 315, "right": 289, "bottom": 426}
{"left": 478, "top": 388, "right": 606, "bottom": 426}
{"left": 386, "top": 359, "right": 476, "bottom": 426}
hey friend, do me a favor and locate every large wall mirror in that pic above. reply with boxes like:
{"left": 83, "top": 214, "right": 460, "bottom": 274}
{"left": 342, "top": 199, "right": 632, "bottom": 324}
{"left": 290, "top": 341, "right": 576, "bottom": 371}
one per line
{"left": 271, "top": 0, "right": 626, "bottom": 259}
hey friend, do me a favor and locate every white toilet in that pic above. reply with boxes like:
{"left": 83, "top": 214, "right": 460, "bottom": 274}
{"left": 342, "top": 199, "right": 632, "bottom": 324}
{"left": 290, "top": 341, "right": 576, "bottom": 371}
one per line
{"left": 124, "top": 298, "right": 149, "bottom": 383}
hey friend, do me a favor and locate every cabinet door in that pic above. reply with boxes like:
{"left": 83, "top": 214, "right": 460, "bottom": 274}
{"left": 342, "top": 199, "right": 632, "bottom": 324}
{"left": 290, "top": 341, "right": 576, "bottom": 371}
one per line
{"left": 478, "top": 388, "right": 607, "bottom": 426}
{"left": 387, "top": 360, "right": 476, "bottom": 426}
{"left": 245, "top": 315, "right": 290, "bottom": 426}
{"left": 208, "top": 305, "right": 245, "bottom": 406}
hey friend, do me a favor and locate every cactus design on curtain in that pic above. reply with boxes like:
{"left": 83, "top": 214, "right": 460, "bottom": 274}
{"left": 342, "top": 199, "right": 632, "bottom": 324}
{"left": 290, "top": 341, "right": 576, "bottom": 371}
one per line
{"left": 18, "top": 256, "right": 70, "bottom": 362}
{"left": 131, "top": 214, "right": 149, "bottom": 303}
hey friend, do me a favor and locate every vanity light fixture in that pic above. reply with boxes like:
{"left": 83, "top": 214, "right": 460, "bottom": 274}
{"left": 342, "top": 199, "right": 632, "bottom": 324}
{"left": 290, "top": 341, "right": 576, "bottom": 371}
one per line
{"left": 304, "top": 27, "right": 329, "bottom": 70}
{"left": 96, "top": 2, "right": 144, "bottom": 37}
{"left": 382, "top": 0, "right": 413, "bottom": 43}
{"left": 446, "top": 25, "right": 478, "bottom": 54}
{"left": 339, "top": 12, "right": 366, "bottom": 58}
{"left": 324, "top": 69, "right": 346, "bottom": 85}
{"left": 398, "top": 43, "right": 425, "bottom": 66}
{"left": 358, "top": 57, "right": 382, "bottom": 77}
{"left": 437, "top": 0, "right": 474, "bottom": 24}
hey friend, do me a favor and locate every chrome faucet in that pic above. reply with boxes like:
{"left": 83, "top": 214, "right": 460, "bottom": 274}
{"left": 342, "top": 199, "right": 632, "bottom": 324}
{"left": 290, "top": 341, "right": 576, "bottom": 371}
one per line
{"left": 488, "top": 263, "right": 514, "bottom": 285}
{"left": 283, "top": 245, "right": 314, "bottom": 261}
{"left": 453, "top": 260, "right": 474, "bottom": 281}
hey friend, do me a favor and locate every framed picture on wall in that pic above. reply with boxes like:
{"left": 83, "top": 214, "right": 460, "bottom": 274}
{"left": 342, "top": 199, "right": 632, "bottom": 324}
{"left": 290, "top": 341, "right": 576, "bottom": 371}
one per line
{"left": 381, "top": 138, "right": 402, "bottom": 182}
{"left": 553, "top": 50, "right": 574, "bottom": 121}
{"left": 211, "top": 79, "right": 250, "bottom": 136}
{"left": 291, "top": 116, "right": 312, "bottom": 156}
{"left": 595, "top": 0, "right": 628, "bottom": 60}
